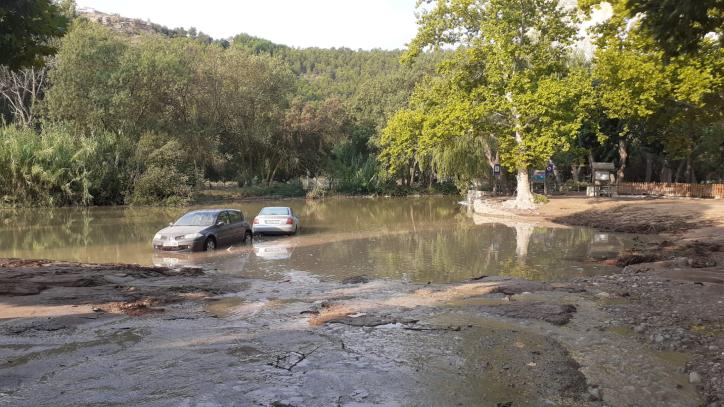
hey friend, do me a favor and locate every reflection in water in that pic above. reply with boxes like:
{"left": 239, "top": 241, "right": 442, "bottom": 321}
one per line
{"left": 253, "top": 237, "right": 296, "bottom": 260}
{"left": 0, "top": 197, "right": 637, "bottom": 282}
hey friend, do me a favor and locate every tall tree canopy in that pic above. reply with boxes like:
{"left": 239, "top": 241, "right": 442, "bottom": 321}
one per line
{"left": 627, "top": 0, "right": 723, "bottom": 56}
{"left": 0, "top": 0, "right": 68, "bottom": 69}
{"left": 387, "top": 0, "right": 590, "bottom": 208}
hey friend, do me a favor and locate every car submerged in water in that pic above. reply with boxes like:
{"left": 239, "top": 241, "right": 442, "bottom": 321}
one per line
{"left": 252, "top": 207, "right": 300, "bottom": 236}
{"left": 152, "top": 209, "right": 252, "bottom": 252}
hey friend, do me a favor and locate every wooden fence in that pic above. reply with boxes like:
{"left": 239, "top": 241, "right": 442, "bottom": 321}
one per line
{"left": 617, "top": 182, "right": 724, "bottom": 199}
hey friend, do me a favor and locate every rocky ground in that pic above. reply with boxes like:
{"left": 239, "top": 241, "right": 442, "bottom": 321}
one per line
{"left": 543, "top": 196, "right": 724, "bottom": 406}
{"left": 1, "top": 195, "right": 723, "bottom": 406}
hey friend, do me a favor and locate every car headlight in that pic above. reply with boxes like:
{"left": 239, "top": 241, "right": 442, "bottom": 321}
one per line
{"left": 184, "top": 233, "right": 203, "bottom": 239}
{"left": 153, "top": 233, "right": 162, "bottom": 240}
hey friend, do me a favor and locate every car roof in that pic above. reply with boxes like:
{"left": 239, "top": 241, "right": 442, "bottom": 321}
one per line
{"left": 185, "top": 209, "right": 239, "bottom": 214}
{"left": 260, "top": 206, "right": 290, "bottom": 210}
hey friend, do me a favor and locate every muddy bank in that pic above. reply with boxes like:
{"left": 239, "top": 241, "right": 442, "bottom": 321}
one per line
{"left": 570, "top": 253, "right": 724, "bottom": 405}
{"left": 0, "top": 258, "right": 248, "bottom": 318}
{"left": 547, "top": 197, "right": 724, "bottom": 405}
{"left": 0, "top": 256, "right": 712, "bottom": 406}
{"left": 467, "top": 195, "right": 724, "bottom": 405}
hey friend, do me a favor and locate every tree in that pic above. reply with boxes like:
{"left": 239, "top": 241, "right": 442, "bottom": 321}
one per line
{"left": 583, "top": 0, "right": 723, "bottom": 183}
{"left": 627, "top": 0, "right": 723, "bottom": 56}
{"left": 0, "top": 65, "right": 48, "bottom": 126}
{"left": 0, "top": 0, "right": 68, "bottom": 69}
{"left": 592, "top": 45, "right": 669, "bottom": 181}
{"left": 398, "top": 0, "right": 589, "bottom": 208}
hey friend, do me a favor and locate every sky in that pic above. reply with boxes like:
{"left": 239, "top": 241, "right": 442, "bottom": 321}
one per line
{"left": 74, "top": 0, "right": 421, "bottom": 50}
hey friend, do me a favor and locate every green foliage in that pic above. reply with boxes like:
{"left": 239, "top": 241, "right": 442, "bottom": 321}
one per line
{"left": 0, "top": 125, "right": 127, "bottom": 206}
{"left": 236, "top": 182, "right": 305, "bottom": 198}
{"left": 533, "top": 194, "right": 549, "bottom": 204}
{"left": 384, "top": 0, "right": 590, "bottom": 205}
{"left": 627, "top": 0, "right": 723, "bottom": 56}
{"left": 131, "top": 166, "right": 192, "bottom": 206}
{"left": 0, "top": 0, "right": 69, "bottom": 69}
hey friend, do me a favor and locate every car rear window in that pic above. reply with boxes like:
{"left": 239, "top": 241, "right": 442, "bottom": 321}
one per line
{"left": 259, "top": 207, "right": 289, "bottom": 216}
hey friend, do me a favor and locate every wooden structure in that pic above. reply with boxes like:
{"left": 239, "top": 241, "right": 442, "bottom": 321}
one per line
{"left": 617, "top": 182, "right": 724, "bottom": 199}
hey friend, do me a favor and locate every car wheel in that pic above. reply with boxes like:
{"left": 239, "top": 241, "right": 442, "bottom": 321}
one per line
{"left": 243, "top": 230, "right": 252, "bottom": 243}
{"left": 204, "top": 237, "right": 216, "bottom": 251}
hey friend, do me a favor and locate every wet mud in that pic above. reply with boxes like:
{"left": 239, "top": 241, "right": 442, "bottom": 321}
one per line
{"left": 0, "top": 260, "right": 712, "bottom": 407}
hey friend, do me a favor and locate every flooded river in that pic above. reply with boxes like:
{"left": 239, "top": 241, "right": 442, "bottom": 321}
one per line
{"left": 0, "top": 197, "right": 635, "bottom": 282}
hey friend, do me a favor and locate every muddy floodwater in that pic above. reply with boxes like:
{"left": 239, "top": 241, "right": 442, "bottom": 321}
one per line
{"left": 0, "top": 197, "right": 634, "bottom": 282}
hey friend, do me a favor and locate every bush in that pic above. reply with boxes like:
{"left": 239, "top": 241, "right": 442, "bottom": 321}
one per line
{"left": 533, "top": 193, "right": 549, "bottom": 204}
{"left": 131, "top": 166, "right": 192, "bottom": 205}
{"left": 0, "top": 125, "right": 130, "bottom": 206}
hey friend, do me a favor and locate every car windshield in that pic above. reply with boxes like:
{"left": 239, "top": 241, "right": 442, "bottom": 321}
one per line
{"left": 259, "top": 207, "right": 289, "bottom": 216}
{"left": 173, "top": 211, "right": 217, "bottom": 226}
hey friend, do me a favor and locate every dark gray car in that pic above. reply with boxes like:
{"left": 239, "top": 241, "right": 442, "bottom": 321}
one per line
{"left": 152, "top": 209, "right": 251, "bottom": 252}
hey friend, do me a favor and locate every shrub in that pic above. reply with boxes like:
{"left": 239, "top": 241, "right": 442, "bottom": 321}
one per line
{"left": 0, "top": 125, "right": 130, "bottom": 206}
{"left": 533, "top": 193, "right": 549, "bottom": 204}
{"left": 131, "top": 166, "right": 192, "bottom": 205}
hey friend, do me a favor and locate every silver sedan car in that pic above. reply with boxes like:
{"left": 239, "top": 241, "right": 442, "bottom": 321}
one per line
{"left": 252, "top": 207, "right": 300, "bottom": 235}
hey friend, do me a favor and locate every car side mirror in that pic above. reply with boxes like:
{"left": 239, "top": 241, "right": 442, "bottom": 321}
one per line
{"left": 168, "top": 222, "right": 173, "bottom": 226}
{"left": 217, "top": 221, "right": 225, "bottom": 226}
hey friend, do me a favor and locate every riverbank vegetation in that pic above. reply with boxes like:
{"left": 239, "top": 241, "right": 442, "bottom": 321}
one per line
{"left": 0, "top": 0, "right": 722, "bottom": 207}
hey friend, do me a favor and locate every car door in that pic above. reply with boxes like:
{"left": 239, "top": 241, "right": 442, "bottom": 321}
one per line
{"left": 228, "top": 210, "right": 245, "bottom": 242}
{"left": 237, "top": 210, "right": 250, "bottom": 238}
{"left": 215, "top": 211, "right": 234, "bottom": 246}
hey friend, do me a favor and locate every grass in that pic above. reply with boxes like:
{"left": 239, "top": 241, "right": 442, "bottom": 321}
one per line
{"left": 194, "top": 182, "right": 306, "bottom": 202}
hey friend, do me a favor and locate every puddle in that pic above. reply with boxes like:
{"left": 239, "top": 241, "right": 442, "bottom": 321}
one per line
{"left": 205, "top": 297, "right": 247, "bottom": 317}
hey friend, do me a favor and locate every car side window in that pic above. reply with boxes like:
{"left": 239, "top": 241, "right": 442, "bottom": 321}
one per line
{"left": 217, "top": 212, "right": 230, "bottom": 225}
{"left": 229, "top": 211, "right": 242, "bottom": 223}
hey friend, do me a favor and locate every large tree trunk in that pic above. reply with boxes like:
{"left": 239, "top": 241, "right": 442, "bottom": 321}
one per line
{"left": 510, "top": 112, "right": 535, "bottom": 208}
{"left": 617, "top": 138, "right": 628, "bottom": 182}
{"left": 644, "top": 152, "right": 654, "bottom": 182}
{"left": 483, "top": 145, "right": 498, "bottom": 193}
{"left": 685, "top": 154, "right": 696, "bottom": 184}
{"left": 552, "top": 165, "right": 562, "bottom": 192}
{"left": 674, "top": 160, "right": 685, "bottom": 183}
{"left": 571, "top": 165, "right": 580, "bottom": 183}
{"left": 660, "top": 159, "right": 672, "bottom": 183}
{"left": 514, "top": 168, "right": 535, "bottom": 209}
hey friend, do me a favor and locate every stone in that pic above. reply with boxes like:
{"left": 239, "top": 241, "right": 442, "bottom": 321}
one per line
{"left": 341, "top": 275, "right": 370, "bottom": 284}
{"left": 688, "top": 371, "right": 702, "bottom": 384}
{"left": 595, "top": 292, "right": 611, "bottom": 299}
{"left": 634, "top": 324, "right": 646, "bottom": 334}
{"left": 587, "top": 386, "right": 602, "bottom": 401}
